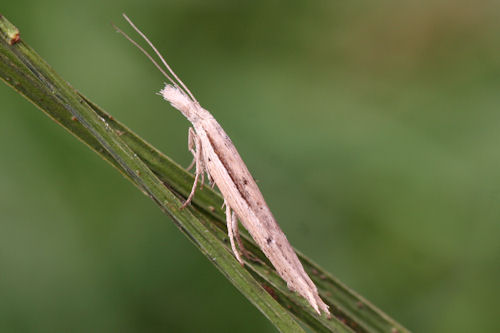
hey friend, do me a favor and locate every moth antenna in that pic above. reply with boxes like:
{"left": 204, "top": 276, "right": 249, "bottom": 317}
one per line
{"left": 112, "top": 23, "right": 181, "bottom": 92}
{"left": 121, "top": 13, "right": 198, "bottom": 103}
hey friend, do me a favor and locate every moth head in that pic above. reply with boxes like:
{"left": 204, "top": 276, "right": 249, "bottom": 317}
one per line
{"left": 160, "top": 84, "right": 197, "bottom": 121}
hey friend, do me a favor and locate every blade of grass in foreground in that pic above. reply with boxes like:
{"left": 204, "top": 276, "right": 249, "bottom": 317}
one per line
{"left": 0, "top": 14, "right": 409, "bottom": 333}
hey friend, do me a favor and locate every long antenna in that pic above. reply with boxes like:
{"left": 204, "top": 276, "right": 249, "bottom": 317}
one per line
{"left": 121, "top": 13, "right": 198, "bottom": 103}
{"left": 112, "top": 23, "right": 181, "bottom": 91}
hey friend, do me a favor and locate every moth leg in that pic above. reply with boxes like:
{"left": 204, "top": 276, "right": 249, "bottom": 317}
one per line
{"left": 185, "top": 128, "right": 197, "bottom": 171}
{"left": 226, "top": 203, "right": 244, "bottom": 265}
{"left": 186, "top": 158, "right": 195, "bottom": 172}
{"left": 182, "top": 128, "right": 203, "bottom": 208}
{"left": 231, "top": 211, "right": 251, "bottom": 260}
{"left": 199, "top": 162, "right": 206, "bottom": 190}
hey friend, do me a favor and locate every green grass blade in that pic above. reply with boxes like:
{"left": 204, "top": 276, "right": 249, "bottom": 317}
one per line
{"left": 0, "top": 14, "right": 410, "bottom": 333}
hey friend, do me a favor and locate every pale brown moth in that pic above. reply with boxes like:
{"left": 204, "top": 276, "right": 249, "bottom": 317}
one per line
{"left": 115, "top": 14, "right": 330, "bottom": 316}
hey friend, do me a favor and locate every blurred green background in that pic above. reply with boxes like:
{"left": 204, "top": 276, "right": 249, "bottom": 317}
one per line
{"left": 1, "top": 1, "right": 499, "bottom": 332}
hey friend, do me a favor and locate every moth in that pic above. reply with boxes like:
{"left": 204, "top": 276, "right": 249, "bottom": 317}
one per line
{"left": 115, "top": 14, "right": 330, "bottom": 316}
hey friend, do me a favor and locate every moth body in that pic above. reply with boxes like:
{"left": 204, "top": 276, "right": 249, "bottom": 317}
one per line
{"left": 161, "top": 84, "right": 329, "bottom": 315}
{"left": 119, "top": 15, "right": 330, "bottom": 316}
